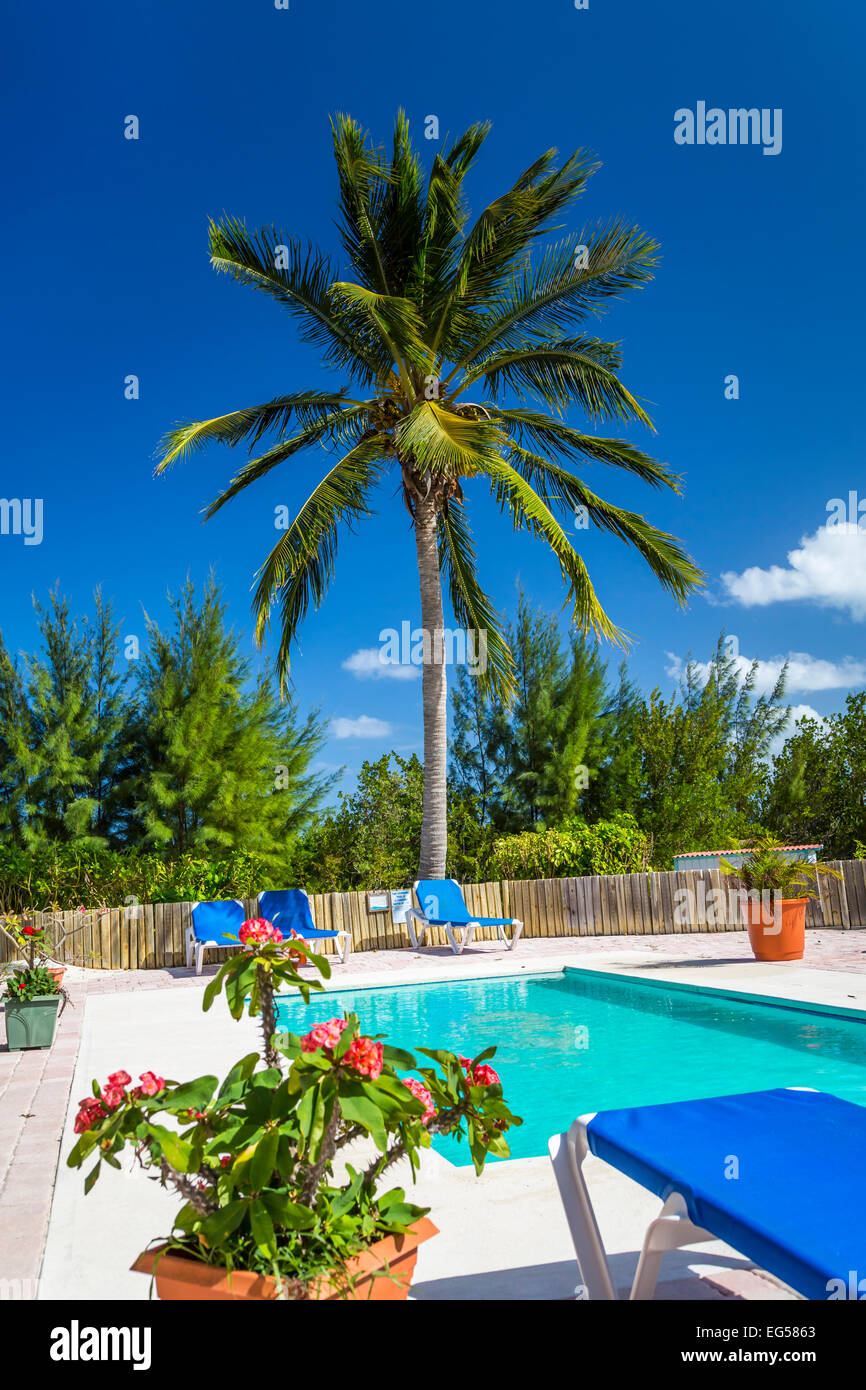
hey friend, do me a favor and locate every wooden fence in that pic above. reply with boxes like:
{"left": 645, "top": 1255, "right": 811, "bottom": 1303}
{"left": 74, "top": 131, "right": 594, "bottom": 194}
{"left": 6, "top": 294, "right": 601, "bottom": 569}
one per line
{"left": 2, "top": 860, "right": 865, "bottom": 971}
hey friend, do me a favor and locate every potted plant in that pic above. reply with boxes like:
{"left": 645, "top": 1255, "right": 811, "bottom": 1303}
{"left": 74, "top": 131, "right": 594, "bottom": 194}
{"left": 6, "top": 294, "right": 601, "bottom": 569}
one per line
{"left": 66, "top": 919, "right": 521, "bottom": 1300}
{"left": 2, "top": 963, "right": 65, "bottom": 1050}
{"left": 0, "top": 906, "right": 100, "bottom": 987}
{"left": 720, "top": 834, "right": 841, "bottom": 962}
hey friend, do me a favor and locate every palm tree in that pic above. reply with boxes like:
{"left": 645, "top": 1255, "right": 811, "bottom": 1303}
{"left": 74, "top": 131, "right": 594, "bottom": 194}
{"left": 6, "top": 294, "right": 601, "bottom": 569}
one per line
{"left": 155, "top": 113, "right": 703, "bottom": 878}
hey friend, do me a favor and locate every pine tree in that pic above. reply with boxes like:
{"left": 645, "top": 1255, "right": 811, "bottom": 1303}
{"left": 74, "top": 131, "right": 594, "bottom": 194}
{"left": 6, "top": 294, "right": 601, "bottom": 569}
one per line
{"left": 25, "top": 591, "right": 105, "bottom": 848}
{"left": 584, "top": 661, "right": 643, "bottom": 821}
{"left": 0, "top": 635, "right": 33, "bottom": 843}
{"left": 130, "top": 578, "right": 331, "bottom": 865}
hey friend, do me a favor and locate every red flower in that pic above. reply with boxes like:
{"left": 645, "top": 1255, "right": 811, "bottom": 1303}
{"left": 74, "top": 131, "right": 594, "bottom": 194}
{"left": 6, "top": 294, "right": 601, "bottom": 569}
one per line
{"left": 402, "top": 1077, "right": 435, "bottom": 1124}
{"left": 238, "top": 918, "right": 283, "bottom": 947}
{"left": 301, "top": 1017, "right": 348, "bottom": 1054}
{"left": 107, "top": 1070, "right": 131, "bottom": 1088}
{"left": 102, "top": 1085, "right": 126, "bottom": 1111}
{"left": 74, "top": 1097, "right": 106, "bottom": 1133}
{"left": 471, "top": 1063, "right": 500, "bottom": 1088}
{"left": 22, "top": 926, "right": 37, "bottom": 937}
{"left": 137, "top": 1071, "right": 164, "bottom": 1097}
{"left": 459, "top": 1057, "right": 500, "bottom": 1088}
{"left": 345, "top": 1036, "right": 383, "bottom": 1081}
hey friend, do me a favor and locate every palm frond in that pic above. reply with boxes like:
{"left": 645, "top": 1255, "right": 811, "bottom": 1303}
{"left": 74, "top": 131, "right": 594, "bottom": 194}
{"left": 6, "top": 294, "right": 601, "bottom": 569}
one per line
{"left": 437, "top": 501, "right": 516, "bottom": 702}
{"left": 452, "top": 220, "right": 659, "bottom": 371}
{"left": 330, "top": 113, "right": 394, "bottom": 295}
{"left": 459, "top": 338, "right": 652, "bottom": 425}
{"left": 507, "top": 446, "right": 705, "bottom": 602}
{"left": 394, "top": 403, "right": 504, "bottom": 477}
{"left": 430, "top": 148, "right": 599, "bottom": 357}
{"left": 153, "top": 391, "right": 356, "bottom": 474}
{"left": 491, "top": 407, "right": 679, "bottom": 490}
{"left": 202, "top": 407, "right": 375, "bottom": 519}
{"left": 208, "top": 218, "right": 384, "bottom": 383}
{"left": 251, "top": 438, "right": 387, "bottom": 687}
{"left": 480, "top": 454, "right": 628, "bottom": 645}
{"left": 328, "top": 282, "right": 429, "bottom": 378}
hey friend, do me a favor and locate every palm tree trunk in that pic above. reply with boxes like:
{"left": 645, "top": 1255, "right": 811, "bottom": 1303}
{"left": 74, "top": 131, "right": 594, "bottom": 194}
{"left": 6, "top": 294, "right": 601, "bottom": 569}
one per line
{"left": 414, "top": 495, "right": 448, "bottom": 878}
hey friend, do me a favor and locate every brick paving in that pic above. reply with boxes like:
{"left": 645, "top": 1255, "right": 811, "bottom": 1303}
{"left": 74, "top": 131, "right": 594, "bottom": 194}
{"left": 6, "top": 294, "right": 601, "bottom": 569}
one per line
{"left": 2, "top": 926, "right": 865, "bottom": 1297}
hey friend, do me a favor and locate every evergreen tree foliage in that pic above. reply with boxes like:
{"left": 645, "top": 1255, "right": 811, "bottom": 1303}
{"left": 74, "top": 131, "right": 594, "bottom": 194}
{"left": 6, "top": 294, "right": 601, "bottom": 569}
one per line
{"left": 129, "top": 579, "right": 331, "bottom": 865}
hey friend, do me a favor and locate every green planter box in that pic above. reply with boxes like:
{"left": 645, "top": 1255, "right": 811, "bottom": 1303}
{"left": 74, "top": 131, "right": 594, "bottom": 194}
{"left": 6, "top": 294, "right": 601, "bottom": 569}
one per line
{"left": 4, "top": 994, "right": 61, "bottom": 1051}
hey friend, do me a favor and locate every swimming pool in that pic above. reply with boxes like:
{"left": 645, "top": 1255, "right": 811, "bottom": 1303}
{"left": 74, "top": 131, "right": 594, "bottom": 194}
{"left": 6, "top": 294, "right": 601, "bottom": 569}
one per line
{"left": 274, "top": 969, "right": 866, "bottom": 1164}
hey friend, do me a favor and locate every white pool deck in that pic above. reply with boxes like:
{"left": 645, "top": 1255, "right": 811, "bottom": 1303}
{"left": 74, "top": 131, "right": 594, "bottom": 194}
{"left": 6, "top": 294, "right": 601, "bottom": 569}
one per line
{"left": 35, "top": 933, "right": 866, "bottom": 1301}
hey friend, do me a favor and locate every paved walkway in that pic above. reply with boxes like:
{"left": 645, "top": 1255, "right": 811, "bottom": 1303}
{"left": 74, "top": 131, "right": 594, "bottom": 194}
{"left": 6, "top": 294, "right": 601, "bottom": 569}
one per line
{"left": 2, "top": 927, "right": 865, "bottom": 1298}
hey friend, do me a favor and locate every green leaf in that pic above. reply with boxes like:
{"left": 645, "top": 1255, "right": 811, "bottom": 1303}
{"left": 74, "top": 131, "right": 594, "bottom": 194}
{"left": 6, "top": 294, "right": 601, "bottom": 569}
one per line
{"left": 339, "top": 1094, "right": 388, "bottom": 1151}
{"left": 168, "top": 1076, "right": 218, "bottom": 1111}
{"left": 250, "top": 1128, "right": 279, "bottom": 1189}
{"left": 200, "top": 1199, "right": 249, "bottom": 1247}
{"left": 381, "top": 1044, "right": 417, "bottom": 1070}
{"left": 148, "top": 1124, "right": 193, "bottom": 1173}
{"left": 249, "top": 1199, "right": 277, "bottom": 1257}
{"left": 217, "top": 1053, "right": 260, "bottom": 1099}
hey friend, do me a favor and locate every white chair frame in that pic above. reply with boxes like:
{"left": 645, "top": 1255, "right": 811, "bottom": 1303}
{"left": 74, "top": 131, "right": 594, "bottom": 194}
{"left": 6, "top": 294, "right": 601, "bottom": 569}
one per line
{"left": 548, "top": 1114, "right": 714, "bottom": 1300}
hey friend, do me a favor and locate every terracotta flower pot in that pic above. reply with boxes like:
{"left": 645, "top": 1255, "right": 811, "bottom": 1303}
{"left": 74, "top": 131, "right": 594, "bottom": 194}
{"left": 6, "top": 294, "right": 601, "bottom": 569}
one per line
{"left": 744, "top": 896, "right": 808, "bottom": 962}
{"left": 46, "top": 966, "right": 66, "bottom": 986}
{"left": 132, "top": 1218, "right": 438, "bottom": 1301}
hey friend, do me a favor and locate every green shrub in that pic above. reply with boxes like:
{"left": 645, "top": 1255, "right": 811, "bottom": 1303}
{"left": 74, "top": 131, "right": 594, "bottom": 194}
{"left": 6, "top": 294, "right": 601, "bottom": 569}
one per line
{"left": 490, "top": 815, "right": 651, "bottom": 880}
{"left": 0, "top": 844, "right": 286, "bottom": 914}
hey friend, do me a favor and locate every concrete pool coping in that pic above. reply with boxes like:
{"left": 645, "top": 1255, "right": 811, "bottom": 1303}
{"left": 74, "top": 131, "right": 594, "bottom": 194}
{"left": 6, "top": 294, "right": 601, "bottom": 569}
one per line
{"left": 14, "top": 930, "right": 866, "bottom": 1301}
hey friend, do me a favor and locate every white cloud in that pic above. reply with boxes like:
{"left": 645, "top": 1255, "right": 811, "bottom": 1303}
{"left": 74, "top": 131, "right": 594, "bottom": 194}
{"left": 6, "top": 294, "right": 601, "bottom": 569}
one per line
{"left": 342, "top": 647, "right": 420, "bottom": 681}
{"left": 331, "top": 715, "right": 393, "bottom": 740}
{"left": 720, "top": 521, "right": 866, "bottom": 619}
{"left": 665, "top": 649, "right": 866, "bottom": 695}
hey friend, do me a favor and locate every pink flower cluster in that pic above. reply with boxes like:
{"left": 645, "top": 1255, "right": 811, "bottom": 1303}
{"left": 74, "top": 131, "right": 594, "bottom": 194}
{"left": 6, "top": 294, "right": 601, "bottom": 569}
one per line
{"left": 301, "top": 1017, "right": 348, "bottom": 1052}
{"left": 345, "top": 1036, "right": 383, "bottom": 1080}
{"left": 402, "top": 1077, "right": 435, "bottom": 1124}
{"left": 238, "top": 917, "right": 283, "bottom": 947}
{"left": 459, "top": 1056, "right": 500, "bottom": 1088}
{"left": 300, "top": 1017, "right": 383, "bottom": 1080}
{"left": 73, "top": 1069, "right": 165, "bottom": 1133}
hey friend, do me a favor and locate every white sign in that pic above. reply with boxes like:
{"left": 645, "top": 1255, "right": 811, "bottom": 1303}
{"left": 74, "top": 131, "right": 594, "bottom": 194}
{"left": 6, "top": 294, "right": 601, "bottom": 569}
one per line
{"left": 390, "top": 889, "right": 413, "bottom": 924}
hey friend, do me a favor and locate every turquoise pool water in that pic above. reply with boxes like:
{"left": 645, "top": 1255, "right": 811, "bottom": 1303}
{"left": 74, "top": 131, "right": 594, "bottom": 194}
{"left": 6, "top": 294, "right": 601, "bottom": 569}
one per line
{"left": 274, "top": 969, "right": 866, "bottom": 1164}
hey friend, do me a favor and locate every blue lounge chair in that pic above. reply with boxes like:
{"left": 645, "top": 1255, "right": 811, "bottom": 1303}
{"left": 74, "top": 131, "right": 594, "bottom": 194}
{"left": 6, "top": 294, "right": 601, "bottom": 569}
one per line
{"left": 257, "top": 889, "right": 351, "bottom": 964}
{"left": 549, "top": 1088, "right": 866, "bottom": 1300}
{"left": 186, "top": 899, "right": 246, "bottom": 976}
{"left": 406, "top": 879, "right": 523, "bottom": 955}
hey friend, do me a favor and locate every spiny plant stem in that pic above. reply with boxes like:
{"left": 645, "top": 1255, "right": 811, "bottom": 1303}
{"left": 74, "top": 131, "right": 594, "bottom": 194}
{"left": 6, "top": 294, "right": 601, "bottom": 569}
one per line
{"left": 257, "top": 963, "right": 280, "bottom": 1070}
{"left": 298, "top": 1101, "right": 342, "bottom": 1208}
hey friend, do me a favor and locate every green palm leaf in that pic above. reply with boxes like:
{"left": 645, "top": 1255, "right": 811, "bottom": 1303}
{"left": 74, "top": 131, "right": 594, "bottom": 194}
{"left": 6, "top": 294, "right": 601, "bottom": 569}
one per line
{"left": 154, "top": 391, "right": 357, "bottom": 473}
{"left": 208, "top": 218, "right": 383, "bottom": 384}
{"left": 507, "top": 446, "right": 704, "bottom": 602}
{"left": 460, "top": 339, "right": 652, "bottom": 425}
{"left": 481, "top": 454, "right": 628, "bottom": 645}
{"left": 437, "top": 502, "right": 515, "bottom": 702}
{"left": 394, "top": 403, "right": 504, "bottom": 477}
{"left": 491, "top": 407, "right": 679, "bottom": 489}
{"left": 203, "top": 406, "right": 373, "bottom": 520}
{"left": 252, "top": 438, "right": 388, "bottom": 686}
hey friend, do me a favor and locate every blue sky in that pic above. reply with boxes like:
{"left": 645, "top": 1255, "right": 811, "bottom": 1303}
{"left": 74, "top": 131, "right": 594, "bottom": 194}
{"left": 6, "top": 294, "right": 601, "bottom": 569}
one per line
{"left": 4, "top": 0, "right": 865, "bottom": 791}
